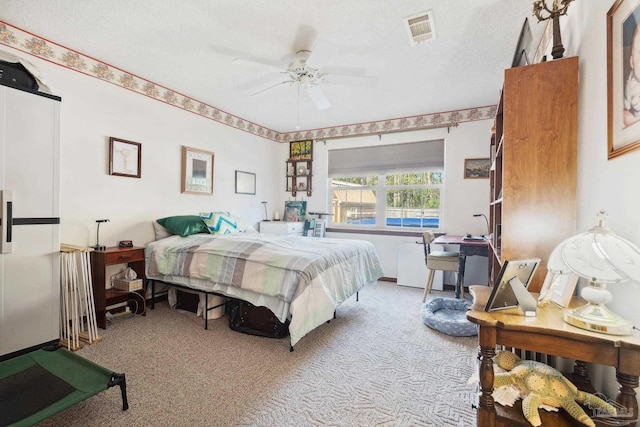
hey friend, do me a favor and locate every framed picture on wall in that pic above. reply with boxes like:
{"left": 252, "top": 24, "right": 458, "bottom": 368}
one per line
{"left": 463, "top": 158, "right": 490, "bottom": 179}
{"left": 607, "top": 0, "right": 640, "bottom": 159}
{"left": 109, "top": 137, "right": 141, "bottom": 178}
{"left": 235, "top": 170, "right": 256, "bottom": 195}
{"left": 289, "top": 140, "right": 313, "bottom": 160}
{"left": 181, "top": 146, "right": 214, "bottom": 194}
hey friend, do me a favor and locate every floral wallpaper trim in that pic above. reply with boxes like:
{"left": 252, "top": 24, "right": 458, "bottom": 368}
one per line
{"left": 276, "top": 106, "right": 496, "bottom": 143}
{"left": 0, "top": 21, "right": 279, "bottom": 141}
{"left": 0, "top": 21, "right": 493, "bottom": 143}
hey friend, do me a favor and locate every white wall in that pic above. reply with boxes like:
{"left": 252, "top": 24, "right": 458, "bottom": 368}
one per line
{"left": 0, "top": 43, "right": 490, "bottom": 281}
{"left": 564, "top": 2, "right": 640, "bottom": 402}
{"left": 0, "top": 45, "right": 281, "bottom": 249}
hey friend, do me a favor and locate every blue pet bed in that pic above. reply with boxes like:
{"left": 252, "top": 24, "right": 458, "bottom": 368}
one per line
{"left": 421, "top": 297, "right": 477, "bottom": 337}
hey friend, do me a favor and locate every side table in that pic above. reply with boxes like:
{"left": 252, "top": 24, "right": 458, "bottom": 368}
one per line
{"left": 467, "top": 285, "right": 640, "bottom": 427}
{"left": 90, "top": 246, "right": 146, "bottom": 329}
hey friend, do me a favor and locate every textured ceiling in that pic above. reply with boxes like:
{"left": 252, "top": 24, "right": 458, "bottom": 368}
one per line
{"left": 0, "top": 0, "right": 547, "bottom": 133}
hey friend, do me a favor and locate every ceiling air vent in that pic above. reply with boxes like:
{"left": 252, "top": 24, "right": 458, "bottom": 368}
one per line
{"left": 404, "top": 11, "right": 435, "bottom": 45}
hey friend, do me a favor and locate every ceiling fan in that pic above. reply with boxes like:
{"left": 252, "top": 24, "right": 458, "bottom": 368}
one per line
{"left": 233, "top": 39, "right": 377, "bottom": 112}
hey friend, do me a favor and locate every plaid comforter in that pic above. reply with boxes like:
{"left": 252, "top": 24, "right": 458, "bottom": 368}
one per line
{"left": 146, "top": 233, "right": 384, "bottom": 345}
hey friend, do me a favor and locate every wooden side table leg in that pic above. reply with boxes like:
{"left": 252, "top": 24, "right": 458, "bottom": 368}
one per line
{"left": 477, "top": 344, "right": 496, "bottom": 426}
{"left": 615, "top": 371, "right": 639, "bottom": 426}
{"left": 456, "top": 254, "right": 467, "bottom": 299}
{"left": 568, "top": 360, "right": 593, "bottom": 391}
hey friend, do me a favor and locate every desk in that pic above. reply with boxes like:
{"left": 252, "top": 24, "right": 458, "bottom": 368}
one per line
{"left": 432, "top": 234, "right": 488, "bottom": 298}
{"left": 467, "top": 286, "right": 640, "bottom": 427}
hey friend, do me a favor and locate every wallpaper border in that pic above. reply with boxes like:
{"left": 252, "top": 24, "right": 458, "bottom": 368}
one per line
{"left": 0, "top": 21, "right": 495, "bottom": 143}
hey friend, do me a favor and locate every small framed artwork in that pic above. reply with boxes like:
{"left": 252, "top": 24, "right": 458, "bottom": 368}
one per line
{"left": 289, "top": 140, "right": 313, "bottom": 160}
{"left": 607, "top": 0, "right": 640, "bottom": 159}
{"left": 109, "top": 137, "right": 141, "bottom": 178}
{"left": 464, "top": 158, "right": 490, "bottom": 179}
{"left": 181, "top": 146, "right": 214, "bottom": 195}
{"left": 511, "top": 18, "right": 532, "bottom": 68}
{"left": 538, "top": 271, "right": 579, "bottom": 308}
{"left": 283, "top": 201, "right": 307, "bottom": 222}
{"left": 235, "top": 170, "right": 256, "bottom": 195}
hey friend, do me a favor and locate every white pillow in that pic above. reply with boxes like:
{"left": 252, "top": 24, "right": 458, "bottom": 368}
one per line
{"left": 153, "top": 220, "right": 173, "bottom": 240}
{"left": 234, "top": 217, "right": 258, "bottom": 233}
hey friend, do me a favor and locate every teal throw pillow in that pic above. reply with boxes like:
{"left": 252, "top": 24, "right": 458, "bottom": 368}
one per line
{"left": 200, "top": 211, "right": 239, "bottom": 234}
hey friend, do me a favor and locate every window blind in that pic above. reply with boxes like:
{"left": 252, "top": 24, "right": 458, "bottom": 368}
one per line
{"left": 327, "top": 139, "right": 444, "bottom": 177}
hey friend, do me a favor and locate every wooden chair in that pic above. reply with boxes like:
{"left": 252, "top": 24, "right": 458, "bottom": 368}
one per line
{"left": 422, "top": 231, "right": 460, "bottom": 302}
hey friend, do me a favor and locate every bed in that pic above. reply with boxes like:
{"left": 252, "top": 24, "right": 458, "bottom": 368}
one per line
{"left": 145, "top": 216, "right": 384, "bottom": 348}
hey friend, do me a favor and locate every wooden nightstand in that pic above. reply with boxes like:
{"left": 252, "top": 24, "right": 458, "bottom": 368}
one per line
{"left": 90, "top": 246, "right": 146, "bottom": 329}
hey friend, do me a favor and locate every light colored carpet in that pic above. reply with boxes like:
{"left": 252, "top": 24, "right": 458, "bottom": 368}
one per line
{"left": 38, "top": 282, "right": 479, "bottom": 426}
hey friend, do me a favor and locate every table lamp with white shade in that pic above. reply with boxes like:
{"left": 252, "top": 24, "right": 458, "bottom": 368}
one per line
{"left": 547, "top": 210, "right": 640, "bottom": 335}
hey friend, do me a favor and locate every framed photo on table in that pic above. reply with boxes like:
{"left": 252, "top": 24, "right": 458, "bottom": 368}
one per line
{"left": 607, "top": 0, "right": 640, "bottom": 159}
{"left": 283, "top": 201, "right": 307, "bottom": 222}
{"left": 538, "top": 271, "right": 579, "bottom": 308}
{"left": 109, "top": 137, "right": 141, "bottom": 178}
{"left": 181, "top": 146, "right": 214, "bottom": 194}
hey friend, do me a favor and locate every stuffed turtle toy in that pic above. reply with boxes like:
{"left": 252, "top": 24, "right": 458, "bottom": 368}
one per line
{"left": 493, "top": 351, "right": 616, "bottom": 427}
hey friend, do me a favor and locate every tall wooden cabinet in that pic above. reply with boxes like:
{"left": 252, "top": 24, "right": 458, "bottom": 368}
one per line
{"left": 489, "top": 56, "right": 578, "bottom": 292}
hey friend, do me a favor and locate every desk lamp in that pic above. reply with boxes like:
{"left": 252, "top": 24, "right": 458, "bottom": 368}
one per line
{"left": 91, "top": 219, "right": 110, "bottom": 251}
{"left": 547, "top": 211, "right": 640, "bottom": 335}
{"left": 473, "top": 213, "right": 489, "bottom": 237}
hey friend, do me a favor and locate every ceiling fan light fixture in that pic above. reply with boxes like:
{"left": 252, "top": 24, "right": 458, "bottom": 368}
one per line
{"left": 404, "top": 11, "right": 435, "bottom": 45}
{"left": 298, "top": 74, "right": 312, "bottom": 87}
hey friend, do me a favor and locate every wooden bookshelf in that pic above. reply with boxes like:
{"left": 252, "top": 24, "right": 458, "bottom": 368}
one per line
{"left": 488, "top": 57, "right": 579, "bottom": 292}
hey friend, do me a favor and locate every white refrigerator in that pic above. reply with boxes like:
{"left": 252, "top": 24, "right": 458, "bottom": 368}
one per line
{"left": 0, "top": 84, "right": 61, "bottom": 357}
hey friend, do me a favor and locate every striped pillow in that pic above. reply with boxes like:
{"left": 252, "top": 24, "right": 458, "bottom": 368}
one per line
{"left": 200, "top": 212, "right": 238, "bottom": 234}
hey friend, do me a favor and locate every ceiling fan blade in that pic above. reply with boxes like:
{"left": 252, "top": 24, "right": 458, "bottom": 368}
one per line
{"left": 291, "top": 25, "right": 319, "bottom": 54}
{"left": 251, "top": 80, "right": 292, "bottom": 97}
{"left": 306, "top": 39, "right": 338, "bottom": 68}
{"left": 306, "top": 85, "right": 331, "bottom": 110}
{"left": 209, "top": 44, "right": 285, "bottom": 70}
{"left": 324, "top": 73, "right": 378, "bottom": 88}
{"left": 322, "top": 66, "right": 368, "bottom": 76}
{"left": 232, "top": 55, "right": 284, "bottom": 72}
{"left": 237, "top": 72, "right": 285, "bottom": 92}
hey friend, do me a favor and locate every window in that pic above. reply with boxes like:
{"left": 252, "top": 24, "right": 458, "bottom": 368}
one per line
{"left": 331, "top": 176, "right": 378, "bottom": 225}
{"left": 331, "top": 171, "right": 442, "bottom": 229}
{"left": 328, "top": 139, "right": 444, "bottom": 230}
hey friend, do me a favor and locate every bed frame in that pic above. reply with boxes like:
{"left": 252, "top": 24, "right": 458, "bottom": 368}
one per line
{"left": 148, "top": 279, "right": 227, "bottom": 330}
{"left": 147, "top": 279, "right": 358, "bottom": 352}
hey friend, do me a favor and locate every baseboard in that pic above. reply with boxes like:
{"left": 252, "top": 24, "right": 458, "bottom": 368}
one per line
{"left": 379, "top": 277, "right": 396, "bottom": 283}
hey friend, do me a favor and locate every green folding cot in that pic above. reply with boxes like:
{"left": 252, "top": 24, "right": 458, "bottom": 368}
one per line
{"left": 0, "top": 345, "right": 127, "bottom": 427}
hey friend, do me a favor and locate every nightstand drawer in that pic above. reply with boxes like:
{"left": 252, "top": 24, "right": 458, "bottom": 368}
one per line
{"left": 260, "top": 221, "right": 304, "bottom": 235}
{"left": 104, "top": 248, "right": 144, "bottom": 264}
